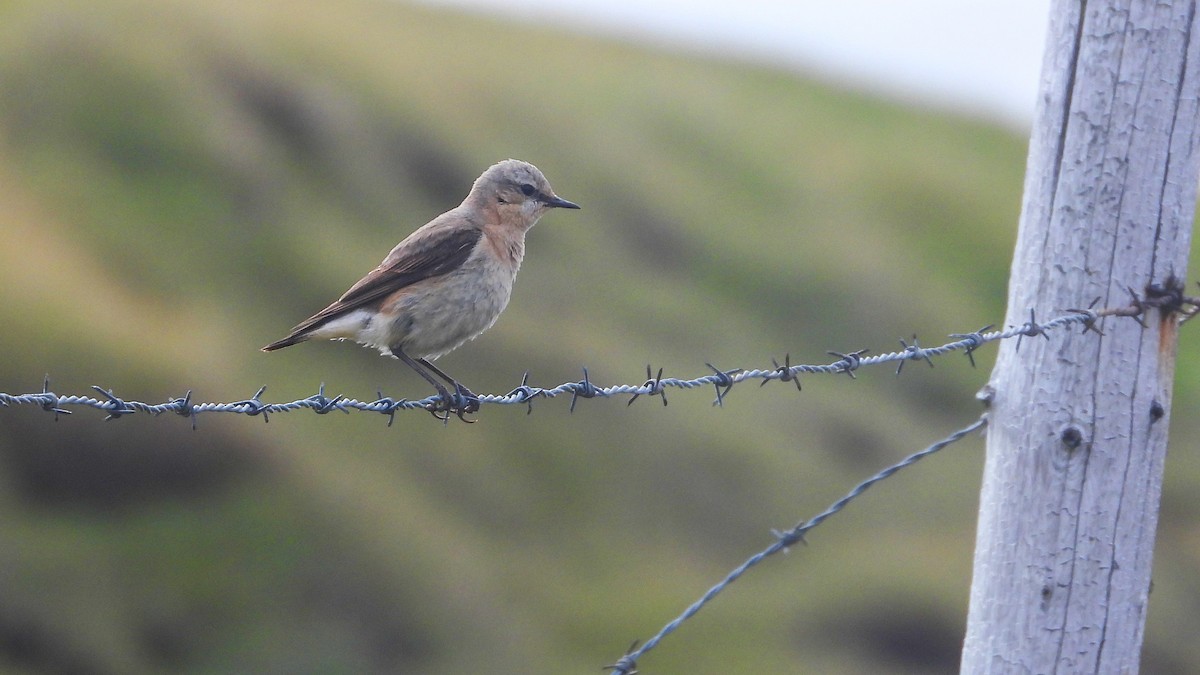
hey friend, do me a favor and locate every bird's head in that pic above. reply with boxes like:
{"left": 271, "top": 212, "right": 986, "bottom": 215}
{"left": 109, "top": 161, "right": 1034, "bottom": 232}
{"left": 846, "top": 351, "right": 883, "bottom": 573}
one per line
{"left": 469, "top": 159, "right": 579, "bottom": 230}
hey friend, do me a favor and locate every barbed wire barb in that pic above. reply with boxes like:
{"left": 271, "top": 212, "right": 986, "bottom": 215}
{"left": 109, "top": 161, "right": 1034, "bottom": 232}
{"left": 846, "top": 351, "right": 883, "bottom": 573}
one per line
{"left": 704, "top": 363, "right": 741, "bottom": 406}
{"left": 947, "top": 324, "right": 993, "bottom": 368}
{"left": 626, "top": 365, "right": 668, "bottom": 407}
{"left": 762, "top": 353, "right": 802, "bottom": 391}
{"left": 895, "top": 335, "right": 934, "bottom": 376}
{"left": 507, "top": 370, "right": 542, "bottom": 415}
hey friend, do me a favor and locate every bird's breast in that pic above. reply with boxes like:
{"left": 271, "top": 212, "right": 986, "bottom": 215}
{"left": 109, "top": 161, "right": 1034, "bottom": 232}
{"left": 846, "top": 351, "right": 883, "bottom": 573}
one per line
{"left": 378, "top": 240, "right": 523, "bottom": 359}
{"left": 483, "top": 227, "right": 526, "bottom": 268}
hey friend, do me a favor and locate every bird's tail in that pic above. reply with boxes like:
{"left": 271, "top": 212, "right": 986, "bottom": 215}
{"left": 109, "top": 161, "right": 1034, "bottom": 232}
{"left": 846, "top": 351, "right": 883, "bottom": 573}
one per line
{"left": 261, "top": 333, "right": 309, "bottom": 352}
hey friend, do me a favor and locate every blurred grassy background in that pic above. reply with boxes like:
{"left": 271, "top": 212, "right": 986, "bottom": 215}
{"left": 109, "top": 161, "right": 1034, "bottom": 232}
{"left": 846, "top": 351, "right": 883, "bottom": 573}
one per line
{"left": 0, "top": 0, "right": 1197, "bottom": 672}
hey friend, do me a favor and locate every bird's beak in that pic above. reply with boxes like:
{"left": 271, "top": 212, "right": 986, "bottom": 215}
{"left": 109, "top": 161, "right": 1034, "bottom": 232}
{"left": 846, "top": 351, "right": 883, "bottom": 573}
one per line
{"left": 545, "top": 194, "right": 580, "bottom": 210}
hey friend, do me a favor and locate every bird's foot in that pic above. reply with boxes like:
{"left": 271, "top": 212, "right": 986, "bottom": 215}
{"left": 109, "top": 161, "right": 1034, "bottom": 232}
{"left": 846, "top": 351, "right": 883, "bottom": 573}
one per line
{"left": 424, "top": 384, "right": 453, "bottom": 422}
{"left": 424, "top": 383, "right": 480, "bottom": 423}
{"left": 450, "top": 383, "right": 480, "bottom": 422}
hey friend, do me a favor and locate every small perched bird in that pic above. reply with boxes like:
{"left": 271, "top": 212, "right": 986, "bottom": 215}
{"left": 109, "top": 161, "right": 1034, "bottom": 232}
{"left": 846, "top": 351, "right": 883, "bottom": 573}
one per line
{"left": 262, "top": 159, "right": 579, "bottom": 418}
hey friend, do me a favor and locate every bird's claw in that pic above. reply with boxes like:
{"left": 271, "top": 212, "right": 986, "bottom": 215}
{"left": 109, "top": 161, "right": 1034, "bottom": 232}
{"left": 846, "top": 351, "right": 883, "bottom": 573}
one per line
{"left": 450, "top": 383, "right": 480, "bottom": 422}
{"left": 424, "top": 384, "right": 480, "bottom": 423}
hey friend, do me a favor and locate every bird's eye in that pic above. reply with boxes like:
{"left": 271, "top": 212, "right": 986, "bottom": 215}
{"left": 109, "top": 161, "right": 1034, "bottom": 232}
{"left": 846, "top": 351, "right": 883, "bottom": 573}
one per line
{"left": 520, "top": 183, "right": 536, "bottom": 197}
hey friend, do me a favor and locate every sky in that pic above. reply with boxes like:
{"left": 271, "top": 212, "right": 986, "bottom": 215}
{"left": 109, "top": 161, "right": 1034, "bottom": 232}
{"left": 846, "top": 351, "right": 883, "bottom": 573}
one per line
{"left": 415, "top": 0, "right": 1053, "bottom": 128}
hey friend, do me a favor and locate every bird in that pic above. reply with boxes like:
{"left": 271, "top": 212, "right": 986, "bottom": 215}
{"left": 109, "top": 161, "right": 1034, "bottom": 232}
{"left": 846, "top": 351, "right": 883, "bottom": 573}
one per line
{"left": 262, "top": 159, "right": 579, "bottom": 419}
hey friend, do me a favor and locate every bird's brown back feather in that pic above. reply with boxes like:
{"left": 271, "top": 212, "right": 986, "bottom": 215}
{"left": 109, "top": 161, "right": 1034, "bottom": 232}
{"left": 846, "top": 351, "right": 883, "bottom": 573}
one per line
{"left": 261, "top": 225, "right": 483, "bottom": 351}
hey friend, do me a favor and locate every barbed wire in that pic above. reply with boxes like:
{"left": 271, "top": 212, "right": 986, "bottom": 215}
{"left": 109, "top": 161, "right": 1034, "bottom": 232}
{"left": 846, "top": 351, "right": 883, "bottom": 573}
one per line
{"left": 0, "top": 286, "right": 1190, "bottom": 674}
{"left": 603, "top": 413, "right": 989, "bottom": 675}
{"left": 594, "top": 280, "right": 1199, "bottom": 673}
{"left": 0, "top": 298, "right": 1163, "bottom": 426}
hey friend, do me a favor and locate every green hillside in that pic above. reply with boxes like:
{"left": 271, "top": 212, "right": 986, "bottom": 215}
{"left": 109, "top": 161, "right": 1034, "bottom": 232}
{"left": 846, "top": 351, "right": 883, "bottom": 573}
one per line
{"left": 0, "top": 0, "right": 1197, "bottom": 672}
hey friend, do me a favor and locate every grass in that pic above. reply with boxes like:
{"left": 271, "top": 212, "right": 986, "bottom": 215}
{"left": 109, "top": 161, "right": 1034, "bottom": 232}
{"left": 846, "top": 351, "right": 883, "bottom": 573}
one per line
{"left": 0, "top": 0, "right": 1197, "bottom": 672}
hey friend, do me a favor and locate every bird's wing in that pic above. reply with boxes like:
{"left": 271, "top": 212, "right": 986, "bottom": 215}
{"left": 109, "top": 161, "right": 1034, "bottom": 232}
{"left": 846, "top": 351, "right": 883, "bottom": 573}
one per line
{"left": 337, "top": 224, "right": 483, "bottom": 306}
{"left": 270, "top": 224, "right": 483, "bottom": 344}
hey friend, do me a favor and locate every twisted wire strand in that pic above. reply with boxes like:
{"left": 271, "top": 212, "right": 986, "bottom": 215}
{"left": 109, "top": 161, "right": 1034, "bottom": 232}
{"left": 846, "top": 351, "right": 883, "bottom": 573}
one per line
{"left": 0, "top": 308, "right": 1100, "bottom": 424}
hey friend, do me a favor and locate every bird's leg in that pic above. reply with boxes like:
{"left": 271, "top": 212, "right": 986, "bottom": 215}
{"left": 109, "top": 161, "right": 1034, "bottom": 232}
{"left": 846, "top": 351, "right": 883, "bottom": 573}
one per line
{"left": 394, "top": 349, "right": 457, "bottom": 421}
{"left": 418, "top": 357, "right": 481, "bottom": 420}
